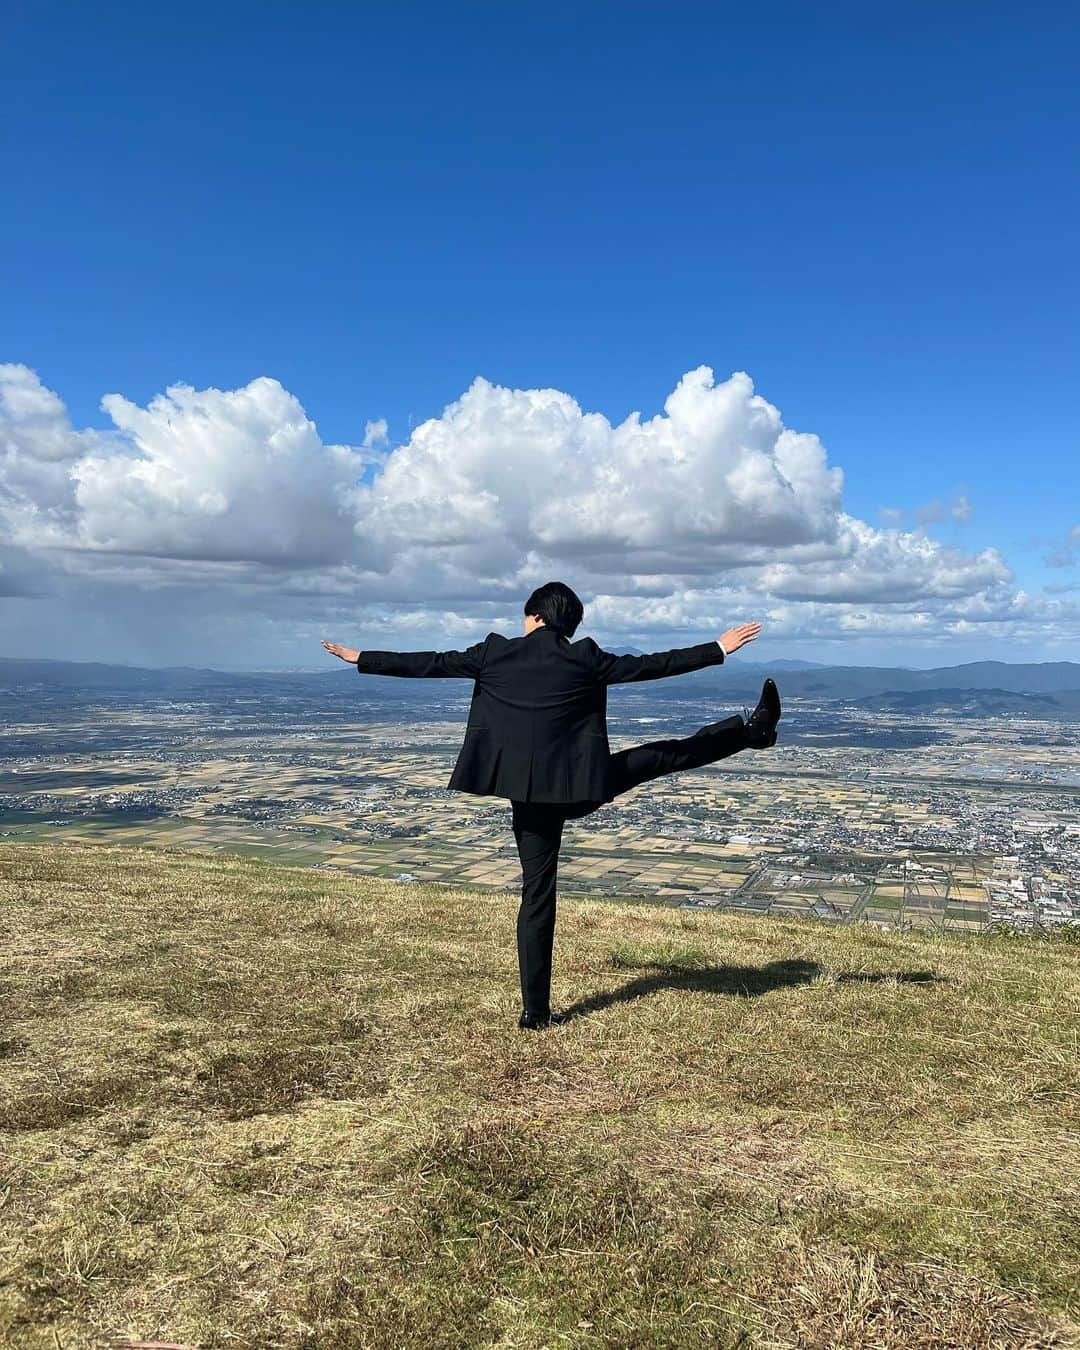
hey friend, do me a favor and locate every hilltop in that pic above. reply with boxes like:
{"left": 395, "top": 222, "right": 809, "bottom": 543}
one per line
{"left": 1, "top": 841, "right": 1077, "bottom": 1348}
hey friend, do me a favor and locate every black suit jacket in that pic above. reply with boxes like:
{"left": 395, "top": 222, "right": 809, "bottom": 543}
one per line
{"left": 355, "top": 625, "right": 727, "bottom": 803}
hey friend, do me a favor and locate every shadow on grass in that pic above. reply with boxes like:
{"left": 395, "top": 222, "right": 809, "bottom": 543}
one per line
{"left": 563, "top": 960, "right": 944, "bottom": 1021}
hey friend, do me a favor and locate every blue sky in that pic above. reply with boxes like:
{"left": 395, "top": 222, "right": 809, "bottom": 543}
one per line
{"left": 2, "top": 1, "right": 1078, "bottom": 667}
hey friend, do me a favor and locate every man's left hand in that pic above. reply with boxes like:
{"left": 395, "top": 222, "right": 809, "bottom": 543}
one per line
{"left": 322, "top": 640, "right": 360, "bottom": 663}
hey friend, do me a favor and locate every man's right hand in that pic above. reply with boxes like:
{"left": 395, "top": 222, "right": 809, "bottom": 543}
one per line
{"left": 718, "top": 622, "right": 761, "bottom": 653}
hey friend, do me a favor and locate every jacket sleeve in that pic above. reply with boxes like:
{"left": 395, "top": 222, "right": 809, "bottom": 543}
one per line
{"left": 356, "top": 635, "right": 489, "bottom": 679}
{"left": 589, "top": 638, "right": 726, "bottom": 685}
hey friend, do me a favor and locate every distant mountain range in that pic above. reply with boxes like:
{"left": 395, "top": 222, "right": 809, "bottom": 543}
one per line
{"left": 0, "top": 658, "right": 284, "bottom": 691}
{"left": 708, "top": 659, "right": 1080, "bottom": 698}
{"left": 850, "top": 687, "right": 1080, "bottom": 719}
{"left": 3, "top": 655, "right": 1080, "bottom": 719}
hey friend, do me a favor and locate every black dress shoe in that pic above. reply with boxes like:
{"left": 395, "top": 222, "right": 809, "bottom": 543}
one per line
{"left": 518, "top": 1009, "right": 570, "bottom": 1031}
{"left": 744, "top": 678, "right": 781, "bottom": 748}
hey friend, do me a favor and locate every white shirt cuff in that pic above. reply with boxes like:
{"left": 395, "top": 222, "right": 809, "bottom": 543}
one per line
{"left": 716, "top": 639, "right": 727, "bottom": 657}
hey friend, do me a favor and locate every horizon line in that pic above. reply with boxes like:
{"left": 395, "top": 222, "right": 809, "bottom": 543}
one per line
{"left": 3, "top": 654, "right": 1080, "bottom": 676}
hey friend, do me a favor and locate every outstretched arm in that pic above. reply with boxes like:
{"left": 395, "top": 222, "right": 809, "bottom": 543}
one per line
{"left": 322, "top": 637, "right": 488, "bottom": 679}
{"left": 591, "top": 622, "right": 761, "bottom": 684}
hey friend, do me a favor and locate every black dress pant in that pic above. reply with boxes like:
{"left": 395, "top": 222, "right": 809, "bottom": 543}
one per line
{"left": 510, "top": 714, "right": 746, "bottom": 1016}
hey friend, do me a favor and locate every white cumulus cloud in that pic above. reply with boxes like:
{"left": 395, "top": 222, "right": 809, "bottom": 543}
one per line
{"left": 1, "top": 360, "right": 1068, "bottom": 661}
{"left": 1, "top": 367, "right": 381, "bottom": 568}
{"left": 349, "top": 368, "right": 846, "bottom": 577}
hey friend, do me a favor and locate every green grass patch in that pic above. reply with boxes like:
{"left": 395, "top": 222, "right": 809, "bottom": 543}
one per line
{"left": 1, "top": 840, "right": 1077, "bottom": 1348}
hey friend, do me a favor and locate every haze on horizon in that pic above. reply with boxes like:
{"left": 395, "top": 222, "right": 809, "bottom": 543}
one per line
{"left": 2, "top": 3, "right": 1077, "bottom": 671}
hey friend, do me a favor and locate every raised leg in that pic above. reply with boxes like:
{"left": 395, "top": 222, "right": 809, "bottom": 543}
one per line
{"left": 561, "top": 714, "right": 748, "bottom": 820}
{"left": 609, "top": 713, "right": 747, "bottom": 795}
{"left": 510, "top": 800, "right": 565, "bottom": 1016}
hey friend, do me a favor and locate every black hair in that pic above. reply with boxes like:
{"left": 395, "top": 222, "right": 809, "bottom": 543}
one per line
{"left": 524, "top": 581, "right": 584, "bottom": 639}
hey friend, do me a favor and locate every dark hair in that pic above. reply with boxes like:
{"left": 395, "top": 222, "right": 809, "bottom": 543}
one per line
{"left": 524, "top": 581, "right": 584, "bottom": 639}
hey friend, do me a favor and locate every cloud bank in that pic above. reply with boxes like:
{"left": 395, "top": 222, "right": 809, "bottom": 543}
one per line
{"left": 1, "top": 361, "right": 1074, "bottom": 661}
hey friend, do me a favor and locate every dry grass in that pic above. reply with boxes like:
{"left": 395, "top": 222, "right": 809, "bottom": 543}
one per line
{"left": 1, "top": 839, "right": 1077, "bottom": 1349}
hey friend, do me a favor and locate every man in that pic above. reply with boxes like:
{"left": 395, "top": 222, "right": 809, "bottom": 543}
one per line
{"left": 322, "top": 581, "right": 781, "bottom": 1031}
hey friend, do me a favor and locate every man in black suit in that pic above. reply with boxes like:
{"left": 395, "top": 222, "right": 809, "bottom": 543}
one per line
{"left": 322, "top": 581, "right": 781, "bottom": 1031}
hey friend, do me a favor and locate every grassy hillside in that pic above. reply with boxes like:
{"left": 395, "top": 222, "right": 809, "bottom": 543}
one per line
{"left": 1, "top": 841, "right": 1077, "bottom": 1349}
